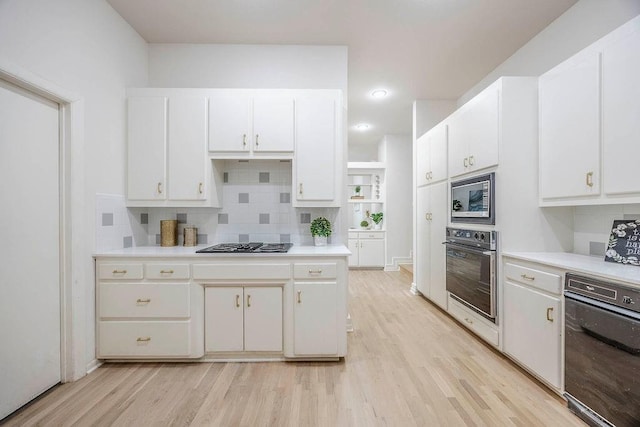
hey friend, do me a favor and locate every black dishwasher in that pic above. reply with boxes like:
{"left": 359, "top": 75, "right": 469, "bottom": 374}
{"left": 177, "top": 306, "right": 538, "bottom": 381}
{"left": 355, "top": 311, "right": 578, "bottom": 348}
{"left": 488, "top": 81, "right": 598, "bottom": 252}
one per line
{"left": 564, "top": 273, "right": 640, "bottom": 427}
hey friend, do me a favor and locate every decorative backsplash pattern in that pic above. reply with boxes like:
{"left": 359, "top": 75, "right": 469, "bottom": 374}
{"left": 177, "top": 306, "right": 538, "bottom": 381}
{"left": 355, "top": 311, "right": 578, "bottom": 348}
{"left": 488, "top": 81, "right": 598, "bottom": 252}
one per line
{"left": 96, "top": 160, "right": 341, "bottom": 251}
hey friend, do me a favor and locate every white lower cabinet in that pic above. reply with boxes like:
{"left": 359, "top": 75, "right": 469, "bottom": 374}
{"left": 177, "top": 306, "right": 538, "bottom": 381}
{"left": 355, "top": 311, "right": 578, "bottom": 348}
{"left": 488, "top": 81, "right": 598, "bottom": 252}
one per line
{"left": 348, "top": 231, "right": 385, "bottom": 267}
{"left": 293, "top": 282, "right": 338, "bottom": 356}
{"left": 205, "top": 286, "right": 283, "bottom": 352}
{"left": 502, "top": 259, "right": 563, "bottom": 391}
{"left": 447, "top": 296, "right": 499, "bottom": 347}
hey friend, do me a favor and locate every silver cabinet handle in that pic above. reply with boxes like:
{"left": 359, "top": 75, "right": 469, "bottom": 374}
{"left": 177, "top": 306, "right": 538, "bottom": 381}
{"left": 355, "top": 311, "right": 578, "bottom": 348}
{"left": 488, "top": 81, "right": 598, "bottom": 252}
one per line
{"left": 112, "top": 269, "right": 127, "bottom": 274}
{"left": 198, "top": 182, "right": 203, "bottom": 194}
{"left": 546, "top": 307, "right": 554, "bottom": 322}
{"left": 136, "top": 337, "right": 151, "bottom": 342}
{"left": 297, "top": 290, "right": 302, "bottom": 304}
{"left": 242, "top": 134, "right": 247, "bottom": 148}
{"left": 235, "top": 294, "right": 240, "bottom": 308}
{"left": 521, "top": 274, "right": 535, "bottom": 281}
{"left": 160, "top": 269, "right": 174, "bottom": 274}
{"left": 308, "top": 269, "right": 322, "bottom": 275}
{"left": 299, "top": 183, "right": 303, "bottom": 195}
{"left": 255, "top": 134, "right": 259, "bottom": 147}
{"left": 136, "top": 298, "right": 151, "bottom": 304}
{"left": 247, "top": 294, "right": 251, "bottom": 308}
{"left": 157, "top": 182, "right": 162, "bottom": 194}
{"left": 463, "top": 157, "right": 469, "bottom": 168}
{"left": 469, "top": 155, "right": 475, "bottom": 166}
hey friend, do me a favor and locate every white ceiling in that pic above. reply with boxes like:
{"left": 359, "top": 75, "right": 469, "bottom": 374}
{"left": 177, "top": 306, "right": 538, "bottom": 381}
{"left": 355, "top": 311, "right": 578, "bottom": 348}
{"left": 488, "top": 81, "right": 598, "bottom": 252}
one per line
{"left": 107, "top": 0, "right": 577, "bottom": 146}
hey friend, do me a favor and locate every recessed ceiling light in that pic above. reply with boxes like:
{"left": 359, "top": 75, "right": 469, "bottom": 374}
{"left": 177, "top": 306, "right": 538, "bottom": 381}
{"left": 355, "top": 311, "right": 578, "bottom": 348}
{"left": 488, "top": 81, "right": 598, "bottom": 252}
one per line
{"left": 371, "top": 89, "right": 388, "bottom": 98}
{"left": 355, "top": 123, "right": 370, "bottom": 131}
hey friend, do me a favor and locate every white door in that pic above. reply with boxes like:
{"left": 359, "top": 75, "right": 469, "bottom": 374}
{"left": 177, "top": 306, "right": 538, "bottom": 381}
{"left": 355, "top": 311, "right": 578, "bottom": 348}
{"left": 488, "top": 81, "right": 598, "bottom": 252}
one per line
{"left": 127, "top": 97, "right": 167, "bottom": 201}
{"left": 429, "top": 123, "right": 448, "bottom": 183}
{"left": 253, "top": 96, "right": 294, "bottom": 152}
{"left": 466, "top": 85, "right": 499, "bottom": 173}
{"left": 208, "top": 94, "right": 250, "bottom": 152}
{"left": 347, "top": 239, "right": 359, "bottom": 267}
{"left": 294, "top": 282, "right": 338, "bottom": 355}
{"left": 295, "top": 96, "right": 336, "bottom": 201}
{"left": 416, "top": 133, "right": 429, "bottom": 187}
{"left": 244, "top": 287, "right": 283, "bottom": 352}
{"left": 429, "top": 182, "right": 448, "bottom": 309}
{"left": 416, "top": 186, "right": 430, "bottom": 296}
{"left": 204, "top": 287, "right": 244, "bottom": 352}
{"left": 168, "top": 97, "right": 207, "bottom": 200}
{"left": 358, "top": 239, "right": 384, "bottom": 267}
{"left": 0, "top": 79, "right": 61, "bottom": 419}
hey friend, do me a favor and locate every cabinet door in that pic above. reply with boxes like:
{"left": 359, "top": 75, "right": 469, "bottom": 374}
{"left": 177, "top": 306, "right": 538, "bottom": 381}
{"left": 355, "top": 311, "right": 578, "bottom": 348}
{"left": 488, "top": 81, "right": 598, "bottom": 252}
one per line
{"left": 208, "top": 95, "right": 251, "bottom": 152}
{"left": 253, "top": 96, "right": 294, "bottom": 152}
{"left": 447, "top": 109, "right": 468, "bottom": 178}
{"left": 429, "top": 123, "right": 448, "bottom": 183}
{"left": 429, "top": 182, "right": 448, "bottom": 309}
{"left": 205, "top": 287, "right": 244, "bottom": 352}
{"left": 539, "top": 52, "right": 600, "bottom": 199}
{"left": 244, "top": 287, "right": 283, "bottom": 352}
{"left": 358, "top": 238, "right": 385, "bottom": 267}
{"left": 168, "top": 97, "right": 208, "bottom": 200}
{"left": 466, "top": 86, "right": 499, "bottom": 173}
{"left": 503, "top": 281, "right": 561, "bottom": 389}
{"left": 347, "top": 239, "right": 359, "bottom": 267}
{"left": 416, "top": 133, "right": 430, "bottom": 187}
{"left": 416, "top": 186, "right": 430, "bottom": 296}
{"left": 602, "top": 27, "right": 640, "bottom": 196}
{"left": 294, "top": 282, "right": 338, "bottom": 355}
{"left": 127, "top": 97, "right": 167, "bottom": 201}
{"left": 295, "top": 96, "right": 336, "bottom": 201}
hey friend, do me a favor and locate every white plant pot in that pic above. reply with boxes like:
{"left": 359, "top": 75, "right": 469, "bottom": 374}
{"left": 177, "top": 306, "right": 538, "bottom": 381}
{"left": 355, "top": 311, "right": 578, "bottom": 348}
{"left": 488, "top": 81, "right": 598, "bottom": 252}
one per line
{"left": 373, "top": 223, "right": 382, "bottom": 230}
{"left": 314, "top": 235, "right": 327, "bottom": 246}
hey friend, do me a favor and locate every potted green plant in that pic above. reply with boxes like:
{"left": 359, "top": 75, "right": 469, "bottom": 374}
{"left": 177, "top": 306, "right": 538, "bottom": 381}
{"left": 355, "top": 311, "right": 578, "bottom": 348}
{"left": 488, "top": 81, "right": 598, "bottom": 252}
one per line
{"left": 310, "top": 217, "right": 332, "bottom": 246}
{"left": 360, "top": 219, "right": 370, "bottom": 230}
{"left": 371, "top": 212, "right": 383, "bottom": 230}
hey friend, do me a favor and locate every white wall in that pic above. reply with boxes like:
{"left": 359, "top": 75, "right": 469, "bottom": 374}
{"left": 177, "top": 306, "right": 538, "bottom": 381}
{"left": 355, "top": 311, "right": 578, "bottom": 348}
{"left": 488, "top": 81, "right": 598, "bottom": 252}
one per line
{"left": 348, "top": 143, "right": 379, "bottom": 162}
{"left": 574, "top": 205, "right": 640, "bottom": 256}
{"left": 413, "top": 99, "right": 457, "bottom": 140}
{"left": 378, "top": 134, "right": 413, "bottom": 269}
{"left": 0, "top": 0, "right": 148, "bottom": 376}
{"left": 459, "top": 0, "right": 640, "bottom": 105}
{"left": 149, "top": 44, "right": 348, "bottom": 92}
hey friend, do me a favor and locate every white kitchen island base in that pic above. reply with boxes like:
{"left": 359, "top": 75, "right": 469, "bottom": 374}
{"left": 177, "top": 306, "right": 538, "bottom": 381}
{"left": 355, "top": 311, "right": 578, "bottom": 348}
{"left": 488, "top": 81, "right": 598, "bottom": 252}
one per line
{"left": 94, "top": 245, "right": 349, "bottom": 362}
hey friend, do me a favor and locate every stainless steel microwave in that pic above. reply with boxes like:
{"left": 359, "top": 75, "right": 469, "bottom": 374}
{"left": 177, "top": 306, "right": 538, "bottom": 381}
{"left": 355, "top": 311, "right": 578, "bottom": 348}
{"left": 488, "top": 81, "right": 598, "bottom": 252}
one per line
{"left": 451, "top": 172, "right": 495, "bottom": 225}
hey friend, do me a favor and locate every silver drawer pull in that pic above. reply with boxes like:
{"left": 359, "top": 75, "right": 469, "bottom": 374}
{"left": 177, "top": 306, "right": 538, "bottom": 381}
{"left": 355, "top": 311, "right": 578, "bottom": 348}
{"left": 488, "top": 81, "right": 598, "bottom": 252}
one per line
{"left": 136, "top": 298, "right": 151, "bottom": 304}
{"left": 136, "top": 337, "right": 151, "bottom": 342}
{"left": 464, "top": 318, "right": 473, "bottom": 325}
{"left": 160, "top": 269, "right": 174, "bottom": 274}
{"left": 308, "top": 269, "right": 322, "bottom": 275}
{"left": 521, "top": 274, "right": 535, "bottom": 281}
{"left": 112, "top": 269, "right": 127, "bottom": 274}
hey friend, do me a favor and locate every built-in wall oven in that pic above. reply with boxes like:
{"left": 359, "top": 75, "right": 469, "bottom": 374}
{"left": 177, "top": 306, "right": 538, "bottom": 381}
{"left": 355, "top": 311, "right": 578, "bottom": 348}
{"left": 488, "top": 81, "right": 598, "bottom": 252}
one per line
{"left": 564, "top": 273, "right": 640, "bottom": 427}
{"left": 445, "top": 227, "right": 497, "bottom": 322}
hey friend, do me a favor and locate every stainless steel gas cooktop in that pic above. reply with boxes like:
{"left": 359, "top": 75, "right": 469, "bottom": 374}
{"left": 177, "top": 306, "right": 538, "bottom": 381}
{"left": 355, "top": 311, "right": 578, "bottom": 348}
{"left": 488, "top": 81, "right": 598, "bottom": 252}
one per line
{"left": 196, "top": 242, "right": 293, "bottom": 253}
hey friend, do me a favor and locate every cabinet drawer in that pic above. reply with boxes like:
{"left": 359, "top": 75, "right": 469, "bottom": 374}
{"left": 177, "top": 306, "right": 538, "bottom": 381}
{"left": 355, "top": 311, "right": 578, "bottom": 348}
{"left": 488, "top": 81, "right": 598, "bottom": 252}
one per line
{"left": 448, "top": 296, "right": 499, "bottom": 347}
{"left": 193, "top": 263, "right": 291, "bottom": 280}
{"left": 359, "top": 231, "right": 384, "bottom": 239}
{"left": 504, "top": 262, "right": 562, "bottom": 294}
{"left": 146, "top": 264, "right": 190, "bottom": 280}
{"left": 99, "top": 283, "right": 190, "bottom": 318}
{"left": 98, "top": 263, "right": 143, "bottom": 280}
{"left": 293, "top": 263, "right": 337, "bottom": 279}
{"left": 98, "top": 321, "right": 191, "bottom": 358}
{"left": 348, "top": 232, "right": 359, "bottom": 239}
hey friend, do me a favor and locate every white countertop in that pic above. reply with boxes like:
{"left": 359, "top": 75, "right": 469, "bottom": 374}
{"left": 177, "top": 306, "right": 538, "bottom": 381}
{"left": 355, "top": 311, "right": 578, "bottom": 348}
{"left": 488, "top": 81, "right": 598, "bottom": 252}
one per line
{"left": 502, "top": 251, "right": 640, "bottom": 287}
{"left": 94, "top": 244, "right": 351, "bottom": 258}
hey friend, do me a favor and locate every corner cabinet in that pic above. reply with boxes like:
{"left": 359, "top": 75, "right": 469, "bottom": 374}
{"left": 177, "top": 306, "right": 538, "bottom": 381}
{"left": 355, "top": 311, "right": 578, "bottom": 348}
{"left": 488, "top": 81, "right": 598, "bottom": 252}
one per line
{"left": 293, "top": 91, "right": 343, "bottom": 207}
{"left": 502, "top": 258, "right": 563, "bottom": 391}
{"left": 539, "top": 15, "right": 640, "bottom": 206}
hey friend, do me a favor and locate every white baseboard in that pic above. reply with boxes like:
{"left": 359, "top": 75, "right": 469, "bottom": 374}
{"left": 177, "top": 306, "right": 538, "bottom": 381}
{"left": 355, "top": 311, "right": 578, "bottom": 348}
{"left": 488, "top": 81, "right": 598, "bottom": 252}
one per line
{"left": 410, "top": 282, "right": 422, "bottom": 296}
{"left": 346, "top": 313, "right": 354, "bottom": 332}
{"left": 386, "top": 255, "right": 412, "bottom": 272}
{"left": 85, "top": 358, "right": 103, "bottom": 376}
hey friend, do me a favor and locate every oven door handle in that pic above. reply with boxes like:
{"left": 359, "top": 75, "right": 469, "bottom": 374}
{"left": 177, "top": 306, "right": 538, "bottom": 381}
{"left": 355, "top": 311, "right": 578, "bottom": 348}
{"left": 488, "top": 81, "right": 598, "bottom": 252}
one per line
{"left": 444, "top": 241, "right": 494, "bottom": 255}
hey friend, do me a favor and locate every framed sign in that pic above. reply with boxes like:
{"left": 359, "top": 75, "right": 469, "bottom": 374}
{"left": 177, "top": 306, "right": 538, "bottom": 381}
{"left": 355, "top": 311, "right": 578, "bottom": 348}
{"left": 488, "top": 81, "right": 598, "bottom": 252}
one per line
{"left": 605, "top": 219, "right": 640, "bottom": 266}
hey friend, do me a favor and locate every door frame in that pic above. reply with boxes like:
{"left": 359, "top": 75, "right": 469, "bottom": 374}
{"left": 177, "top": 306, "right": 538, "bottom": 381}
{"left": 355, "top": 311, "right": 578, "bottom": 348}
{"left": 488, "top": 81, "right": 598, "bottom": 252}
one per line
{"left": 0, "top": 58, "right": 85, "bottom": 382}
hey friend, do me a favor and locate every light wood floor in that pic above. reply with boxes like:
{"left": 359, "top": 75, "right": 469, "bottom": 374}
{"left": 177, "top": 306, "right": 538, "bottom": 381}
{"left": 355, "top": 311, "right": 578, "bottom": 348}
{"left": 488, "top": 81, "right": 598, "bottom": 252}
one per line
{"left": 2, "top": 270, "right": 585, "bottom": 426}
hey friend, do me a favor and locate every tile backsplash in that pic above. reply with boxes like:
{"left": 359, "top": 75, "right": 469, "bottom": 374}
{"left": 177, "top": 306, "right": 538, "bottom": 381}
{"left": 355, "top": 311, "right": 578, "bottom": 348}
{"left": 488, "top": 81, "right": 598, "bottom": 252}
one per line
{"left": 574, "top": 204, "right": 640, "bottom": 256}
{"left": 96, "top": 160, "right": 341, "bottom": 251}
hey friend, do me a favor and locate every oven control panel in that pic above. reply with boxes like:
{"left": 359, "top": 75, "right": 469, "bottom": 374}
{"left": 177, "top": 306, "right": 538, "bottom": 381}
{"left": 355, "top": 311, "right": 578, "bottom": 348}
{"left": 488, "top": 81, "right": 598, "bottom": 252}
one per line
{"left": 565, "top": 273, "right": 640, "bottom": 314}
{"left": 446, "top": 227, "right": 496, "bottom": 250}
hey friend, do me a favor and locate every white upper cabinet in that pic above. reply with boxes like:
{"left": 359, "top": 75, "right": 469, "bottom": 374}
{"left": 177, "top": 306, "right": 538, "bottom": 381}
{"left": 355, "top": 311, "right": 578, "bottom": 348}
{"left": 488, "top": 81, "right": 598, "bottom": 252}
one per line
{"left": 448, "top": 83, "right": 499, "bottom": 178}
{"left": 293, "top": 91, "right": 342, "bottom": 207}
{"left": 539, "top": 15, "right": 640, "bottom": 205}
{"left": 168, "top": 97, "right": 208, "bottom": 201}
{"left": 127, "top": 94, "right": 219, "bottom": 207}
{"left": 127, "top": 96, "right": 167, "bottom": 201}
{"left": 602, "top": 25, "right": 640, "bottom": 196}
{"left": 539, "top": 50, "right": 600, "bottom": 200}
{"left": 208, "top": 92, "right": 294, "bottom": 156}
{"left": 417, "top": 122, "right": 448, "bottom": 187}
